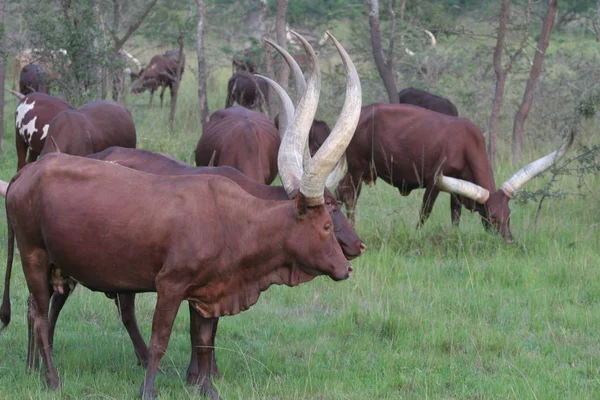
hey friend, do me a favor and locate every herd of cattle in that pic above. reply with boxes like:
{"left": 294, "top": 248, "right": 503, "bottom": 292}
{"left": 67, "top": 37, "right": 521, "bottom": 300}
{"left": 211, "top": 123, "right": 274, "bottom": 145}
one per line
{"left": 0, "top": 31, "right": 573, "bottom": 399}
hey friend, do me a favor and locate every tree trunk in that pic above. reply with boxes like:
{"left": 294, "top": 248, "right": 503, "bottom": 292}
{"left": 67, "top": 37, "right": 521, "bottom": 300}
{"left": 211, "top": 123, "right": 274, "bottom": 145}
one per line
{"left": 0, "top": 0, "right": 6, "bottom": 158}
{"left": 261, "top": 0, "right": 275, "bottom": 117}
{"left": 275, "top": 0, "right": 289, "bottom": 124}
{"left": 368, "top": 0, "right": 398, "bottom": 103}
{"left": 195, "top": 0, "right": 209, "bottom": 125}
{"left": 488, "top": 0, "right": 511, "bottom": 167}
{"left": 169, "top": 37, "right": 185, "bottom": 134}
{"left": 169, "top": 3, "right": 194, "bottom": 134}
{"left": 511, "top": 0, "right": 558, "bottom": 167}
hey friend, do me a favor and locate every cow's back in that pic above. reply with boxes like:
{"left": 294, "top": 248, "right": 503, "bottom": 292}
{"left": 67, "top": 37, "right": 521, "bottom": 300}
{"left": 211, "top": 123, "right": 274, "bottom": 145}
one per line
{"left": 42, "top": 101, "right": 136, "bottom": 157}
{"left": 398, "top": 87, "right": 458, "bottom": 117}
{"left": 350, "top": 103, "right": 485, "bottom": 187}
{"left": 196, "top": 109, "right": 279, "bottom": 184}
{"left": 16, "top": 93, "right": 73, "bottom": 154}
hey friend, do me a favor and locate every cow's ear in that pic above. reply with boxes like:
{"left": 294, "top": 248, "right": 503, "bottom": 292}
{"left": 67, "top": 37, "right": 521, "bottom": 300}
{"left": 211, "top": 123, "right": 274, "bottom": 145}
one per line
{"left": 296, "top": 193, "right": 308, "bottom": 218}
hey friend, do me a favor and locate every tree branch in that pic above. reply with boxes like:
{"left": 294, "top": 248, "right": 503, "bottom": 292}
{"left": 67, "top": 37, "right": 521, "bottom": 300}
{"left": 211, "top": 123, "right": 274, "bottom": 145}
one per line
{"left": 114, "top": 0, "right": 159, "bottom": 51}
{"left": 385, "top": 0, "right": 396, "bottom": 69}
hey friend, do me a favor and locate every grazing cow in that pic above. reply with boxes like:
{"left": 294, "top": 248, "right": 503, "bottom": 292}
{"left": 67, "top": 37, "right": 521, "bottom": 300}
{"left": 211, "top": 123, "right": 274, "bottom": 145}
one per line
{"left": 8, "top": 91, "right": 74, "bottom": 171}
{"left": 398, "top": 87, "right": 458, "bottom": 117}
{"left": 12, "top": 48, "right": 67, "bottom": 91}
{"left": 40, "top": 100, "right": 137, "bottom": 157}
{"left": 195, "top": 105, "right": 280, "bottom": 184}
{"left": 19, "top": 64, "right": 49, "bottom": 95}
{"left": 336, "top": 103, "right": 574, "bottom": 242}
{"left": 225, "top": 71, "right": 269, "bottom": 111}
{"left": 112, "top": 49, "right": 142, "bottom": 101}
{"left": 130, "top": 50, "right": 185, "bottom": 106}
{"left": 0, "top": 31, "right": 360, "bottom": 399}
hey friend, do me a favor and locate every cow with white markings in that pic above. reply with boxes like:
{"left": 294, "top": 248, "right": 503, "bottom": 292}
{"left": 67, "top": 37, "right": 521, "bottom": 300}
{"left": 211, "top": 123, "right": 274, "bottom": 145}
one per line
{"left": 8, "top": 90, "right": 73, "bottom": 171}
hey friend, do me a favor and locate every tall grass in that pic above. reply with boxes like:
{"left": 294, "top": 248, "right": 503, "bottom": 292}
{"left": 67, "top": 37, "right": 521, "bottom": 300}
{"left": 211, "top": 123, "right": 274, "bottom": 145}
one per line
{"left": 1, "top": 33, "right": 600, "bottom": 399}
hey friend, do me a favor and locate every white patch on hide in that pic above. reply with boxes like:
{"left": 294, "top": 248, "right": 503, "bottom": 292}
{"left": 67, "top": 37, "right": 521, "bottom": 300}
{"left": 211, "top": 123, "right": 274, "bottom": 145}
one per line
{"left": 16, "top": 100, "right": 35, "bottom": 129}
{"left": 19, "top": 116, "right": 38, "bottom": 142}
{"left": 41, "top": 124, "right": 50, "bottom": 140}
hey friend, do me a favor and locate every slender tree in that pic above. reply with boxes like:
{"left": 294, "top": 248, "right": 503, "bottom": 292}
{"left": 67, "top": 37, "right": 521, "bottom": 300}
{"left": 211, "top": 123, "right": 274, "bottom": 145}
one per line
{"left": 368, "top": 0, "right": 399, "bottom": 103}
{"left": 169, "top": 2, "right": 194, "bottom": 134}
{"left": 0, "top": 0, "right": 6, "bottom": 157}
{"left": 488, "top": 0, "right": 530, "bottom": 166}
{"left": 511, "top": 0, "right": 558, "bottom": 166}
{"left": 261, "top": 0, "right": 275, "bottom": 117}
{"left": 108, "top": 0, "right": 159, "bottom": 101}
{"left": 195, "top": 0, "right": 209, "bottom": 125}
{"left": 275, "top": 0, "right": 289, "bottom": 124}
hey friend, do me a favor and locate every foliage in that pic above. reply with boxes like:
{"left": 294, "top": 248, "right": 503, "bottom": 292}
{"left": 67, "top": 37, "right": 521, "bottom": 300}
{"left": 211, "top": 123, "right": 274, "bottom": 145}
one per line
{"left": 20, "top": 0, "right": 106, "bottom": 104}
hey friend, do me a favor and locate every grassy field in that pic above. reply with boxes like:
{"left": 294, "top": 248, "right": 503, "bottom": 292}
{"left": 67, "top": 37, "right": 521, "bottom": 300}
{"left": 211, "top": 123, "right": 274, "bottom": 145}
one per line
{"left": 1, "top": 35, "right": 600, "bottom": 400}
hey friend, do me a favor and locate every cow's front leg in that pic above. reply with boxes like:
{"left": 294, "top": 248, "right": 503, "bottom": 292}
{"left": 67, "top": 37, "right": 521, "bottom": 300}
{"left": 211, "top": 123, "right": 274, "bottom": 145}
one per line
{"left": 139, "top": 290, "right": 183, "bottom": 400}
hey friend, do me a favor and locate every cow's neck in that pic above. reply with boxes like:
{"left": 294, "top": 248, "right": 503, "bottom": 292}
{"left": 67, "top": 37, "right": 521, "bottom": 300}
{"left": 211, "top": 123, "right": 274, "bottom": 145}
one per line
{"left": 188, "top": 200, "right": 317, "bottom": 318}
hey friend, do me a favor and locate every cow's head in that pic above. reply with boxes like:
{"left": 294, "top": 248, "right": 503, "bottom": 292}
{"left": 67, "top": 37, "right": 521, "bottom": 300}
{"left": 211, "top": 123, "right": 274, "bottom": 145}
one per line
{"left": 436, "top": 128, "right": 574, "bottom": 243}
{"left": 481, "top": 190, "right": 512, "bottom": 243}
{"left": 324, "top": 187, "right": 365, "bottom": 259}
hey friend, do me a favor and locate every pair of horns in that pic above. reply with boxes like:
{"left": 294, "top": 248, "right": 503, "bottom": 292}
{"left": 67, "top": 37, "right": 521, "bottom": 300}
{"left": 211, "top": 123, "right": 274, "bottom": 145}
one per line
{"left": 436, "top": 128, "right": 575, "bottom": 202}
{"left": 261, "top": 32, "right": 359, "bottom": 202}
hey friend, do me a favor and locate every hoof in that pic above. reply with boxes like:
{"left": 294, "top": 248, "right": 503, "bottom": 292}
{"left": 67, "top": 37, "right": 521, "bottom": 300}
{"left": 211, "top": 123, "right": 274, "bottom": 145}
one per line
{"left": 139, "top": 387, "right": 156, "bottom": 400}
{"left": 45, "top": 373, "right": 61, "bottom": 390}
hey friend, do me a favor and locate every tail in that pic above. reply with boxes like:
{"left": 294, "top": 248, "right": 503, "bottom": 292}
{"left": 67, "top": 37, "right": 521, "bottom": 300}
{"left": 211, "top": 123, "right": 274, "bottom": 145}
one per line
{"left": 226, "top": 78, "right": 236, "bottom": 108}
{"left": 0, "top": 180, "right": 8, "bottom": 197}
{"left": 0, "top": 204, "right": 15, "bottom": 332}
{"left": 5, "top": 88, "right": 25, "bottom": 101}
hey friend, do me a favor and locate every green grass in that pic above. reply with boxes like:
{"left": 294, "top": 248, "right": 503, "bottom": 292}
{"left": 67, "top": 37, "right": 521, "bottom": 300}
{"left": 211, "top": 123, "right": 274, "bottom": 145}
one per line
{"left": 1, "top": 33, "right": 600, "bottom": 400}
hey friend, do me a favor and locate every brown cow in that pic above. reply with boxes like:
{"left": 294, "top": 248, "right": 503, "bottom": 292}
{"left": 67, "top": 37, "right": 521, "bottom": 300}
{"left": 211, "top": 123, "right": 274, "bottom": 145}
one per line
{"left": 8, "top": 91, "right": 74, "bottom": 171}
{"left": 19, "top": 64, "right": 50, "bottom": 95}
{"left": 52, "top": 145, "right": 363, "bottom": 380}
{"left": 195, "top": 105, "right": 280, "bottom": 184}
{"left": 225, "top": 71, "right": 269, "bottom": 111}
{"left": 335, "top": 103, "right": 574, "bottom": 242}
{"left": 40, "top": 100, "right": 137, "bottom": 157}
{"left": 398, "top": 87, "right": 458, "bottom": 117}
{"left": 130, "top": 50, "right": 185, "bottom": 106}
{"left": 0, "top": 31, "right": 360, "bottom": 399}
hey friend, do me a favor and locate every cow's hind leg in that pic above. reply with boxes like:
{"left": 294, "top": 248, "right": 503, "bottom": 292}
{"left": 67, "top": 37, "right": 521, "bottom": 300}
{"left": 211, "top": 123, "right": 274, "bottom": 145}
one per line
{"left": 417, "top": 184, "right": 440, "bottom": 229}
{"left": 48, "top": 282, "right": 74, "bottom": 350}
{"left": 114, "top": 293, "right": 149, "bottom": 366}
{"left": 27, "top": 293, "right": 40, "bottom": 371}
{"left": 450, "top": 194, "right": 462, "bottom": 227}
{"left": 159, "top": 85, "right": 167, "bottom": 108}
{"left": 22, "top": 250, "right": 60, "bottom": 389}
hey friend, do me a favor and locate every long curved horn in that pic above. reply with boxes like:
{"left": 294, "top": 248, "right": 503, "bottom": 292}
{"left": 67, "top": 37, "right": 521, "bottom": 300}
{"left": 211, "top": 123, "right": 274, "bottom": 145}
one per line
{"left": 435, "top": 172, "right": 490, "bottom": 204}
{"left": 300, "top": 32, "right": 361, "bottom": 205}
{"left": 264, "top": 38, "right": 306, "bottom": 104}
{"left": 255, "top": 74, "right": 295, "bottom": 138}
{"left": 501, "top": 128, "right": 575, "bottom": 198}
{"left": 424, "top": 30, "right": 436, "bottom": 48}
{"left": 5, "top": 89, "right": 25, "bottom": 101}
{"left": 277, "top": 31, "right": 321, "bottom": 198}
{"left": 0, "top": 180, "right": 8, "bottom": 197}
{"left": 120, "top": 49, "right": 142, "bottom": 71}
{"left": 325, "top": 153, "right": 348, "bottom": 190}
